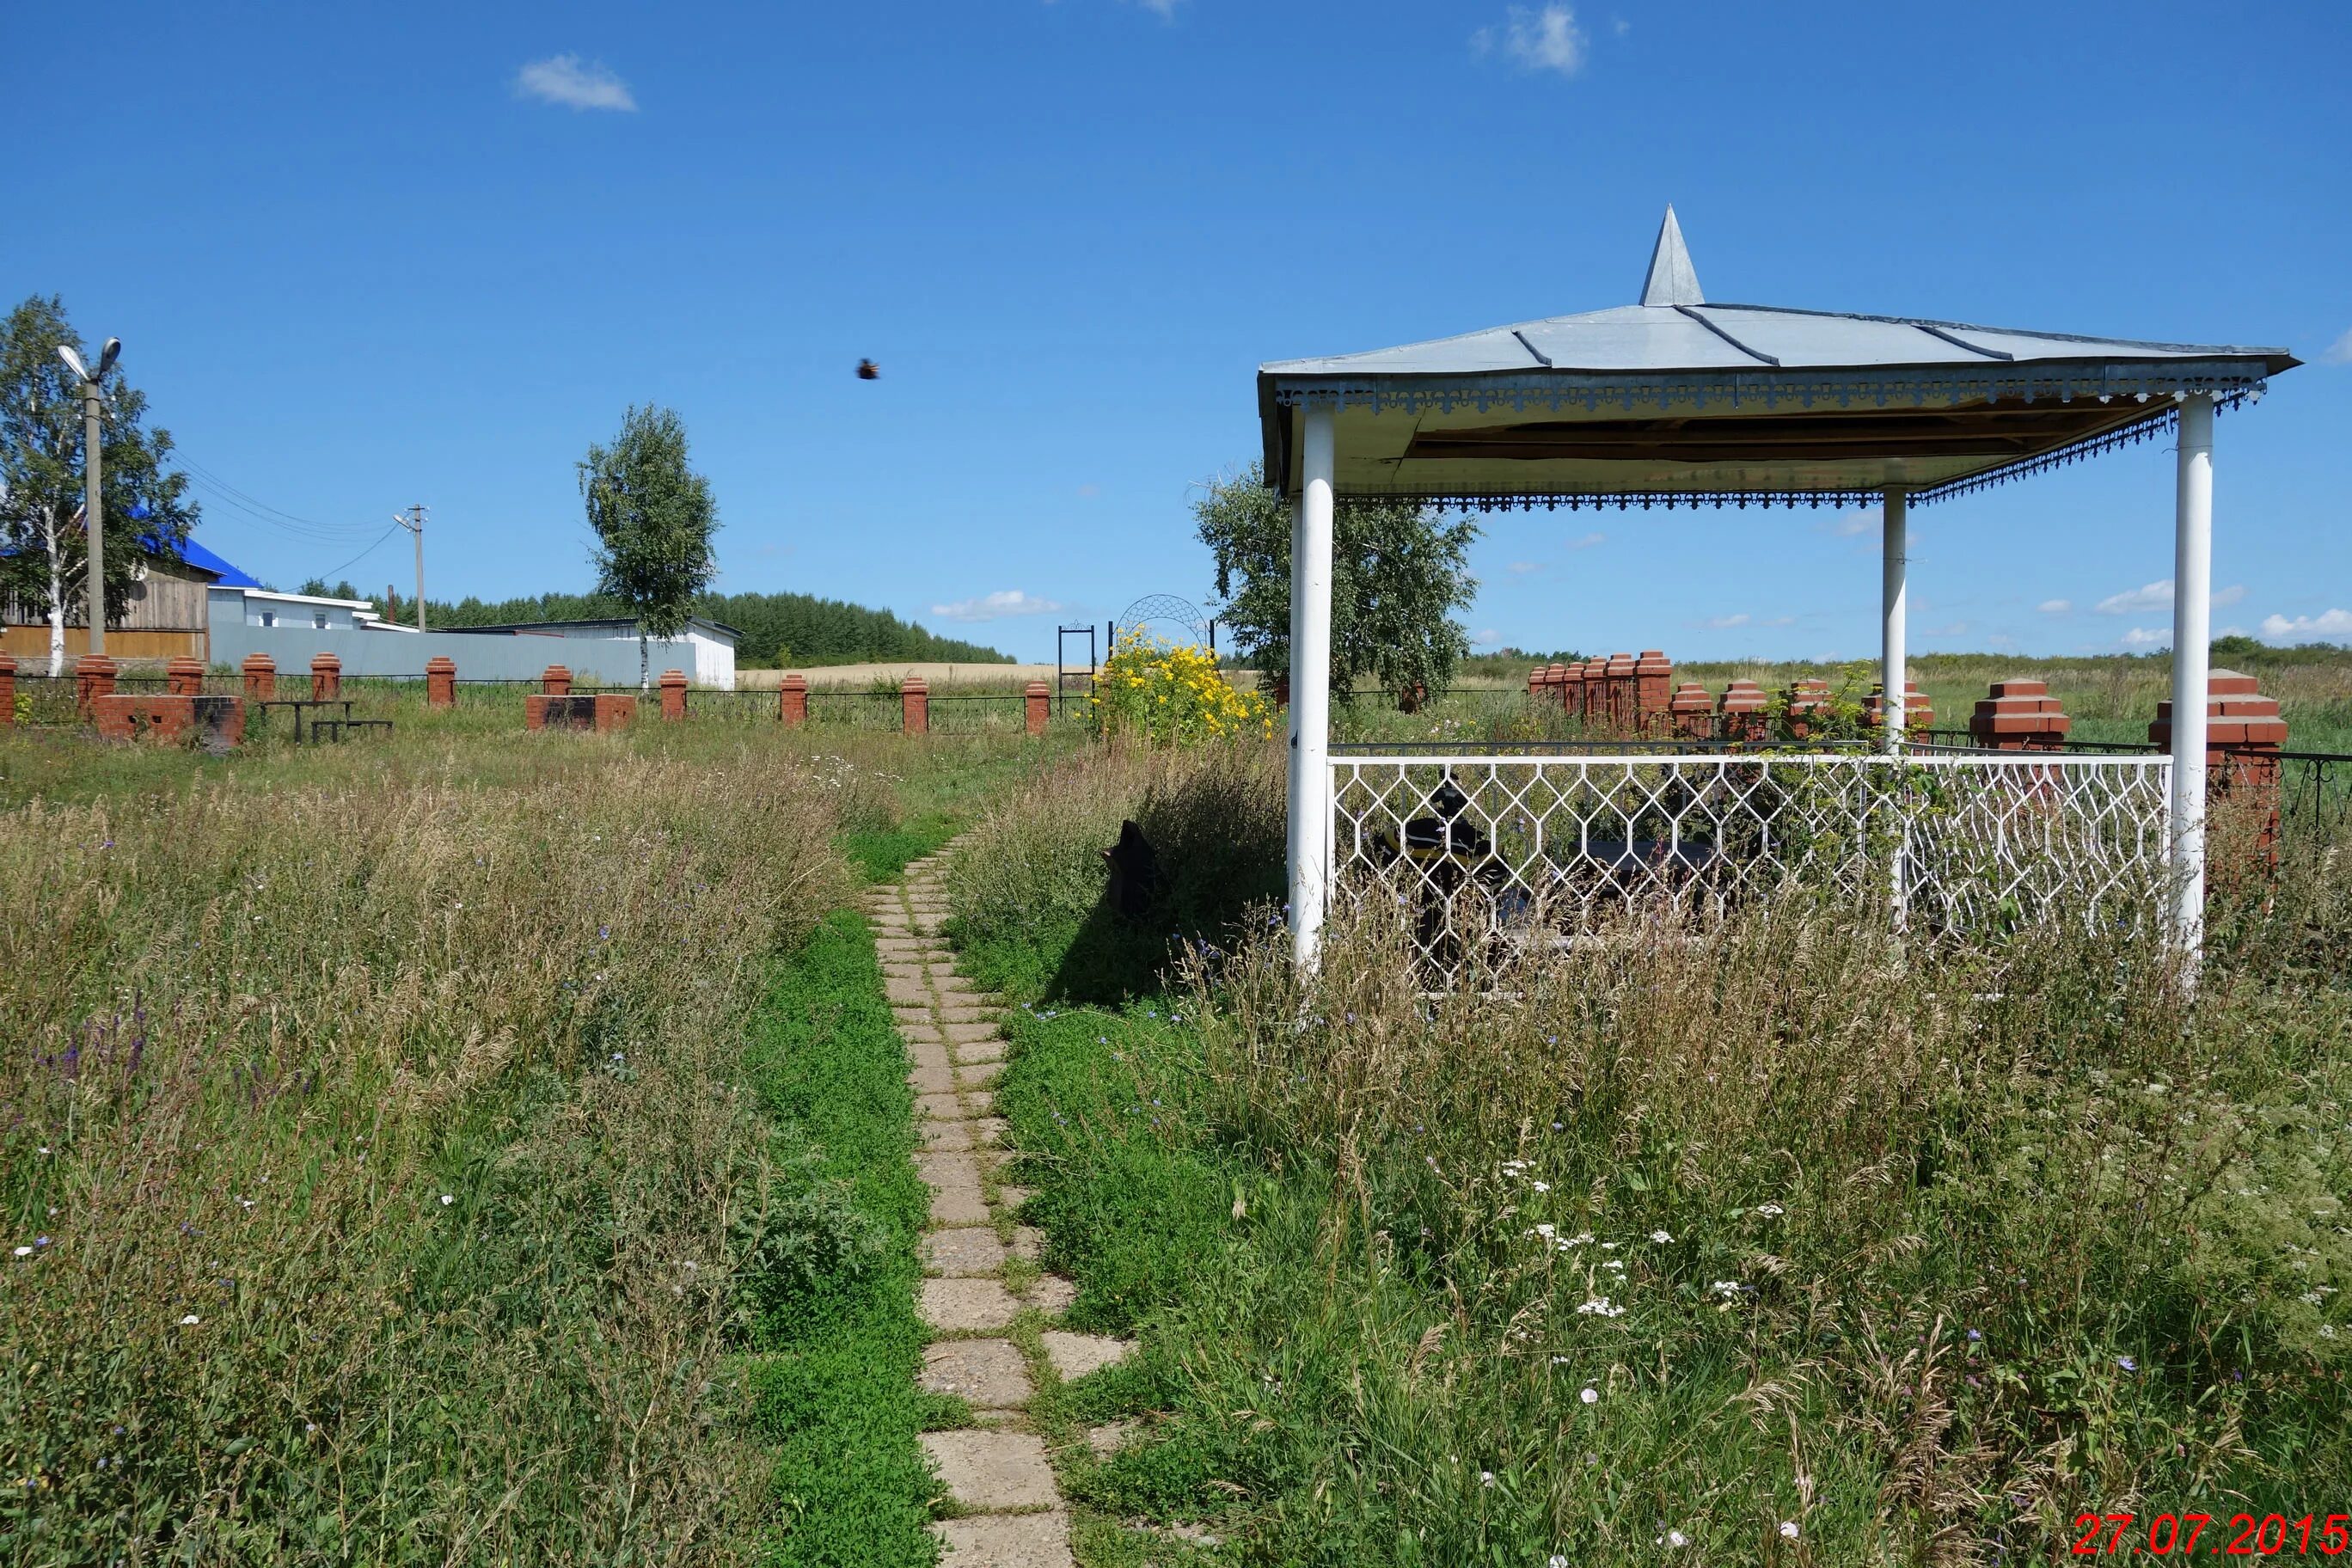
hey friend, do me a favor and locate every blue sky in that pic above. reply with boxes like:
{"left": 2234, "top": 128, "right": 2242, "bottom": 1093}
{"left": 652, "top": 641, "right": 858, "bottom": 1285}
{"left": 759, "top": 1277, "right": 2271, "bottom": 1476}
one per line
{"left": 6, "top": 1, "right": 2348, "bottom": 663}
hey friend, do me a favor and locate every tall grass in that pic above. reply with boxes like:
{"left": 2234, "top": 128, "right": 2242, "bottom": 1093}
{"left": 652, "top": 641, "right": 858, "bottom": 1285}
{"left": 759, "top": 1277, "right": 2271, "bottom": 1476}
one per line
{"left": 0, "top": 739, "right": 851, "bottom": 1561}
{"left": 953, "top": 744, "right": 2352, "bottom": 1565}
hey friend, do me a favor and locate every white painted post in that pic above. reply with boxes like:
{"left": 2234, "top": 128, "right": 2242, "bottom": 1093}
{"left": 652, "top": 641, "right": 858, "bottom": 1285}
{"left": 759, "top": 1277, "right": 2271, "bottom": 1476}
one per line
{"left": 1289, "top": 405, "right": 1337, "bottom": 968}
{"left": 2169, "top": 394, "right": 2214, "bottom": 979}
{"left": 1880, "top": 487, "right": 1908, "bottom": 750}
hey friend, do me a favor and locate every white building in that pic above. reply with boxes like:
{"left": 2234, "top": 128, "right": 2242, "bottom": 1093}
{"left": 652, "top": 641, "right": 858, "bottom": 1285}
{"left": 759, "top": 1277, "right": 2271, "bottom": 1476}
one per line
{"left": 210, "top": 585, "right": 377, "bottom": 632}
{"left": 442, "top": 616, "right": 739, "bottom": 689}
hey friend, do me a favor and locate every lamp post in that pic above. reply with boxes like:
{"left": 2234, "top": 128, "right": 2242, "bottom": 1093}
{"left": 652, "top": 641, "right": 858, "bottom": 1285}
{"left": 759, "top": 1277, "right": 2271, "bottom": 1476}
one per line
{"left": 56, "top": 338, "right": 119, "bottom": 656}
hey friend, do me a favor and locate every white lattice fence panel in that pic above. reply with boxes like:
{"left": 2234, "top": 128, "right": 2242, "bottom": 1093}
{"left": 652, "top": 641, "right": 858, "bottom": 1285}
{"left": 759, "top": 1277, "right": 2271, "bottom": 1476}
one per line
{"left": 1328, "top": 752, "right": 2171, "bottom": 977}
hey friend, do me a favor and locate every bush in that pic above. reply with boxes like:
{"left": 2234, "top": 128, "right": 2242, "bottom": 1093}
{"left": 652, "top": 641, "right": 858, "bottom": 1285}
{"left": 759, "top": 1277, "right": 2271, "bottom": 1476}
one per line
{"left": 1092, "top": 634, "right": 1272, "bottom": 747}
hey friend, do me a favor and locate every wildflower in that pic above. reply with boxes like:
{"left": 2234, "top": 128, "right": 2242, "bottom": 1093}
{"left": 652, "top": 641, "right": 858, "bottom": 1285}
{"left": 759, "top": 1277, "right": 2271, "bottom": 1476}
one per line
{"left": 2117, "top": 1356, "right": 2138, "bottom": 1372}
{"left": 1650, "top": 1229, "right": 1672, "bottom": 1244}
{"left": 1551, "top": 1558, "right": 1571, "bottom": 1568}
{"left": 1967, "top": 1328, "right": 1981, "bottom": 1341}
{"left": 1780, "top": 1522, "right": 1801, "bottom": 1539}
{"left": 1710, "top": 1280, "right": 1743, "bottom": 1298}
{"left": 1531, "top": 1222, "right": 1557, "bottom": 1239}
{"left": 9, "top": 1246, "right": 28, "bottom": 1259}
{"left": 1575, "top": 1297, "right": 1627, "bottom": 1318}
{"left": 1663, "top": 1529, "right": 1689, "bottom": 1548}
{"left": 1756, "top": 1203, "right": 1785, "bottom": 1217}
{"left": 438, "top": 1194, "right": 455, "bottom": 1207}
{"left": 180, "top": 1314, "right": 201, "bottom": 1326}
{"left": 1580, "top": 1386, "right": 1600, "bottom": 1406}
{"left": 1479, "top": 1470, "right": 1496, "bottom": 1487}
{"left": 1550, "top": 1355, "right": 1571, "bottom": 1364}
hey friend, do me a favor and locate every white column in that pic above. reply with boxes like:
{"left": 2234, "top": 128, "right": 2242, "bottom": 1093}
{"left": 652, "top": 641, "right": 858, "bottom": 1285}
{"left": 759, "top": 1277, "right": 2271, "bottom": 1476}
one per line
{"left": 1880, "top": 487, "right": 1908, "bottom": 750}
{"left": 2168, "top": 394, "right": 2214, "bottom": 978}
{"left": 1289, "top": 405, "right": 1337, "bottom": 968}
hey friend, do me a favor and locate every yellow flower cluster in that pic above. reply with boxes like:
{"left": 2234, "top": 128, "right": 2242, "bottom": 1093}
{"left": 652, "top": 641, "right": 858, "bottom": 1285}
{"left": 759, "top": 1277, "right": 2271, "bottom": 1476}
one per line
{"left": 1092, "top": 632, "right": 1274, "bottom": 746}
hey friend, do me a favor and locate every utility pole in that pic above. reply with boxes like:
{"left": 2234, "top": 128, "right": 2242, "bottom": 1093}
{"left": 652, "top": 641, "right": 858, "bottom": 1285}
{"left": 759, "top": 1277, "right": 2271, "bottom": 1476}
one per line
{"left": 391, "top": 505, "right": 427, "bottom": 629}
{"left": 57, "top": 338, "right": 119, "bottom": 656}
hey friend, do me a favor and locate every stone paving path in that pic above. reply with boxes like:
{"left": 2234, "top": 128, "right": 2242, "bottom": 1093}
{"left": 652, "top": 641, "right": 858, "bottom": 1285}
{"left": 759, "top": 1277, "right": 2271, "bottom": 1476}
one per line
{"left": 867, "top": 847, "right": 1134, "bottom": 1568}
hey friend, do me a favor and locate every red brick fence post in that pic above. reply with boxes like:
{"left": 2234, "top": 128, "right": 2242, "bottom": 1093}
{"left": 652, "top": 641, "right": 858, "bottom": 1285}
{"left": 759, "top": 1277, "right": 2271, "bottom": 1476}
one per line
{"left": 77, "top": 654, "right": 118, "bottom": 714}
{"left": 426, "top": 656, "right": 456, "bottom": 708}
{"left": 1669, "top": 682, "right": 1713, "bottom": 739}
{"left": 1865, "top": 682, "right": 1933, "bottom": 737}
{"left": 242, "top": 653, "right": 276, "bottom": 701}
{"left": 1635, "top": 650, "right": 1674, "bottom": 733}
{"left": 1025, "top": 679, "right": 1050, "bottom": 738}
{"left": 658, "top": 669, "right": 689, "bottom": 721}
{"left": 1969, "top": 679, "right": 2070, "bottom": 750}
{"left": 166, "top": 656, "right": 205, "bottom": 696}
{"left": 780, "top": 673, "right": 809, "bottom": 726}
{"left": 309, "top": 652, "right": 341, "bottom": 702}
{"left": 1718, "top": 680, "right": 1767, "bottom": 744}
{"left": 901, "top": 677, "right": 928, "bottom": 736}
{"left": 542, "top": 664, "right": 573, "bottom": 696}
{"left": 0, "top": 655, "right": 14, "bottom": 726}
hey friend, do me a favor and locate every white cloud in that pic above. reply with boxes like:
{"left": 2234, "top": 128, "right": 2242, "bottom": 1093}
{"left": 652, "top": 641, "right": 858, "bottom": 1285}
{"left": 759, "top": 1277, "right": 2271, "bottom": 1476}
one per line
{"left": 2120, "top": 627, "right": 2171, "bottom": 650}
{"left": 1565, "top": 531, "right": 1606, "bottom": 550}
{"left": 2037, "top": 599, "right": 2072, "bottom": 615}
{"left": 1611, "top": 14, "right": 1631, "bottom": 35}
{"left": 1075, "top": 483, "right": 1101, "bottom": 499}
{"left": 1129, "top": 0, "right": 1180, "bottom": 15}
{"left": 1923, "top": 621, "right": 1969, "bottom": 637}
{"left": 1472, "top": 628, "right": 1502, "bottom": 646}
{"left": 2323, "top": 328, "right": 2352, "bottom": 366}
{"left": 514, "top": 54, "right": 637, "bottom": 112}
{"left": 2093, "top": 579, "right": 2245, "bottom": 615}
{"left": 1506, "top": 560, "right": 1544, "bottom": 576}
{"left": 1473, "top": 4, "right": 1589, "bottom": 76}
{"left": 1705, "top": 613, "right": 1749, "bottom": 629}
{"left": 929, "top": 590, "right": 1066, "bottom": 622}
{"left": 2259, "top": 608, "right": 2352, "bottom": 641}
{"left": 1824, "top": 508, "right": 1875, "bottom": 537}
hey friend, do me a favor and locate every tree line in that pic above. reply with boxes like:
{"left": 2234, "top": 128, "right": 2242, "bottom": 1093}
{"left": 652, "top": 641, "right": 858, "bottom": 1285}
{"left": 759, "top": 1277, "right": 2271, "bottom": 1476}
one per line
{"left": 417, "top": 587, "right": 1012, "bottom": 668}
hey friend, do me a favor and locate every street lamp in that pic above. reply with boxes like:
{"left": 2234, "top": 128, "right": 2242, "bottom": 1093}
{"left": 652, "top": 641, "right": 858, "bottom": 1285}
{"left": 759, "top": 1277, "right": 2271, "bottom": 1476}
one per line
{"left": 57, "top": 337, "right": 120, "bottom": 656}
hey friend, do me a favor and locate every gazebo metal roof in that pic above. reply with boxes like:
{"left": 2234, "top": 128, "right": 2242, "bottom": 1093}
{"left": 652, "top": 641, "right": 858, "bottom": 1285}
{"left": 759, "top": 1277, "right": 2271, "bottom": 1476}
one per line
{"left": 1258, "top": 209, "right": 2298, "bottom": 510}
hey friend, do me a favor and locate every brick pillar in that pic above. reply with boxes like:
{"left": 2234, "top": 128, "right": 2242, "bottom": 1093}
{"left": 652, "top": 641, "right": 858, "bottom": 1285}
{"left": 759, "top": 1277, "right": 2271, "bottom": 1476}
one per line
{"left": 2155, "top": 669, "right": 2288, "bottom": 881}
{"left": 1545, "top": 662, "right": 1568, "bottom": 708}
{"left": 1528, "top": 665, "right": 1546, "bottom": 703}
{"left": 1272, "top": 674, "right": 1289, "bottom": 709}
{"left": 0, "top": 654, "right": 14, "bottom": 726}
{"left": 425, "top": 656, "right": 456, "bottom": 708}
{"left": 1025, "top": 678, "right": 1050, "bottom": 737}
{"left": 166, "top": 655, "right": 205, "bottom": 696}
{"left": 780, "top": 672, "right": 809, "bottom": 726}
{"left": 1719, "top": 679, "right": 1767, "bottom": 744}
{"left": 1603, "top": 653, "right": 1637, "bottom": 732}
{"left": 1635, "top": 650, "right": 1673, "bottom": 733}
{"left": 1783, "top": 678, "right": 1831, "bottom": 743}
{"left": 76, "top": 654, "right": 118, "bottom": 714}
{"left": 1669, "top": 681, "right": 1713, "bottom": 740}
{"left": 900, "top": 676, "right": 929, "bottom": 735}
{"left": 241, "top": 652, "right": 276, "bottom": 701}
{"left": 658, "top": 669, "right": 689, "bottom": 721}
{"left": 1969, "top": 678, "right": 2071, "bottom": 750}
{"left": 309, "top": 652, "right": 341, "bottom": 702}
{"left": 1863, "top": 682, "right": 1933, "bottom": 736}
{"left": 542, "top": 665, "right": 573, "bottom": 696}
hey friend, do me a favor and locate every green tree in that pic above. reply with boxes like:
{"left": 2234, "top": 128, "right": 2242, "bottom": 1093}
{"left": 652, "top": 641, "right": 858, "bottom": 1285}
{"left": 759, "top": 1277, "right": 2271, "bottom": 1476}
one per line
{"left": 0, "top": 295, "right": 198, "bottom": 673}
{"left": 1193, "top": 460, "right": 1477, "bottom": 702}
{"left": 579, "top": 405, "right": 718, "bottom": 688}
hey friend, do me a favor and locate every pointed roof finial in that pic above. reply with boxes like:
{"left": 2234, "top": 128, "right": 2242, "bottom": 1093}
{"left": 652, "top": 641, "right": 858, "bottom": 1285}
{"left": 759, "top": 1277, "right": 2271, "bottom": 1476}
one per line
{"left": 1639, "top": 205, "right": 1703, "bottom": 307}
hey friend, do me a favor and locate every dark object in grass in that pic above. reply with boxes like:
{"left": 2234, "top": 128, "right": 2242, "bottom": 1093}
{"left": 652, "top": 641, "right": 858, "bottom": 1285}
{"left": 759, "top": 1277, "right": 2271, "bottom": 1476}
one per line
{"left": 1103, "top": 819, "right": 1161, "bottom": 922}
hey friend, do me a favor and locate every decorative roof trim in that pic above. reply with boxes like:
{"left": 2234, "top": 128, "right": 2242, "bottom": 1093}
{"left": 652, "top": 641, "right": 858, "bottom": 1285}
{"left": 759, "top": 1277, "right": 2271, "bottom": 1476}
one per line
{"left": 1266, "top": 360, "right": 2272, "bottom": 417}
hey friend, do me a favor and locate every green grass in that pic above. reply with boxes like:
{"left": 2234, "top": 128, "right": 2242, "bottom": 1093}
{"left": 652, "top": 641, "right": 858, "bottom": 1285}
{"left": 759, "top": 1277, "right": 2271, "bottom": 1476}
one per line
{"left": 739, "top": 911, "right": 942, "bottom": 1567}
{"left": 951, "top": 744, "right": 2352, "bottom": 1567}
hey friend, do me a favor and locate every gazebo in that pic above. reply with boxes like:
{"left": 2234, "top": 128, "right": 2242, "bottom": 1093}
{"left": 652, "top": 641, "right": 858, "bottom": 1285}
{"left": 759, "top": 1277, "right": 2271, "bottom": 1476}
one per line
{"left": 1255, "top": 209, "right": 2297, "bottom": 977}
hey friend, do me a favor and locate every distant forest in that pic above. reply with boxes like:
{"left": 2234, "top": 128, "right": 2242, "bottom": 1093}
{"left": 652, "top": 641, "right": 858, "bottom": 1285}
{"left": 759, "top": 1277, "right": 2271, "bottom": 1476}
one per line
{"left": 384, "top": 589, "right": 1013, "bottom": 666}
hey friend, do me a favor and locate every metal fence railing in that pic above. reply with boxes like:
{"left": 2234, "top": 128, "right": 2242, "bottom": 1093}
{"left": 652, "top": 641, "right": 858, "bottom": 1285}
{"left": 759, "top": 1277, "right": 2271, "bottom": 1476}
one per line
{"left": 1330, "top": 750, "right": 2173, "bottom": 981}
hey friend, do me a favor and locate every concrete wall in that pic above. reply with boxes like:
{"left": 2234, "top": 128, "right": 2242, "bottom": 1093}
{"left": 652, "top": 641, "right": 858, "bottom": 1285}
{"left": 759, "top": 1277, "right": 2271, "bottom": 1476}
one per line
{"left": 205, "top": 605, "right": 714, "bottom": 685}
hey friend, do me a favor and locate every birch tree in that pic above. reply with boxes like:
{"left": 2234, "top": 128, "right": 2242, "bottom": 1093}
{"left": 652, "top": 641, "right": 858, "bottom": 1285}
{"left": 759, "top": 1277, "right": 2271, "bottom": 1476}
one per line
{"left": 580, "top": 405, "right": 719, "bottom": 689}
{"left": 0, "top": 296, "right": 197, "bottom": 672}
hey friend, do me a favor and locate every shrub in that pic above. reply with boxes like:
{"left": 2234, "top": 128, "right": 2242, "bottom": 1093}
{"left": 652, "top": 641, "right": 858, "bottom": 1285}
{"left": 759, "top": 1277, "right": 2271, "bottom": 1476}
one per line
{"left": 1092, "top": 634, "right": 1272, "bottom": 747}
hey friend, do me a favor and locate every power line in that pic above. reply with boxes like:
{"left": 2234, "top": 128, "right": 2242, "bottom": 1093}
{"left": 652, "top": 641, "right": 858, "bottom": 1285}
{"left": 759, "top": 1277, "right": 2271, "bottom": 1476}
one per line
{"left": 308, "top": 524, "right": 402, "bottom": 585}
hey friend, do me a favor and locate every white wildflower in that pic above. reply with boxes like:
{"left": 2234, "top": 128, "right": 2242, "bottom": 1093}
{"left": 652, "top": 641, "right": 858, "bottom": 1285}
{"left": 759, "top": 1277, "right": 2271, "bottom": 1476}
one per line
{"left": 10, "top": 1246, "right": 29, "bottom": 1259}
{"left": 1580, "top": 1386, "right": 1600, "bottom": 1406}
{"left": 1651, "top": 1229, "right": 1673, "bottom": 1244}
{"left": 1479, "top": 1470, "right": 1496, "bottom": 1487}
{"left": 1756, "top": 1203, "right": 1785, "bottom": 1217}
{"left": 438, "top": 1194, "right": 455, "bottom": 1207}
{"left": 1711, "top": 1280, "right": 1743, "bottom": 1298}
{"left": 1780, "top": 1521, "right": 1800, "bottom": 1539}
{"left": 180, "top": 1314, "right": 201, "bottom": 1326}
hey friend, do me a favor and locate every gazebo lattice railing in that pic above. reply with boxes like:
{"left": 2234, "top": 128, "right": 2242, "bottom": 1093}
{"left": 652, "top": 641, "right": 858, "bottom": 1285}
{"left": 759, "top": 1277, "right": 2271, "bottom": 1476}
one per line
{"left": 1257, "top": 208, "right": 2299, "bottom": 984}
{"left": 1330, "top": 749, "right": 2171, "bottom": 980}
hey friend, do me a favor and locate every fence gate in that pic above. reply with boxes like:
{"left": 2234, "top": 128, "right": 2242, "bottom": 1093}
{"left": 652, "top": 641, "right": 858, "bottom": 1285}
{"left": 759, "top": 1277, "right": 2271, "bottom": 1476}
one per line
{"left": 1055, "top": 624, "right": 1097, "bottom": 719}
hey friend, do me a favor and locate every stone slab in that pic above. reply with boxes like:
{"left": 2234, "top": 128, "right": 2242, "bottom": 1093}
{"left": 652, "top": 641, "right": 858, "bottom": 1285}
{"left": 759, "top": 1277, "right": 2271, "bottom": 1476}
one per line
{"left": 921, "top": 1277, "right": 1024, "bottom": 1332}
{"left": 1009, "top": 1227, "right": 1044, "bottom": 1262}
{"left": 929, "top": 1185, "right": 991, "bottom": 1226}
{"left": 921, "top": 1338, "right": 1032, "bottom": 1407}
{"left": 995, "top": 1184, "right": 1033, "bottom": 1211}
{"left": 1040, "top": 1330, "right": 1132, "bottom": 1381}
{"left": 922, "top": 1226, "right": 1008, "bottom": 1277}
{"left": 908, "top": 1040, "right": 952, "bottom": 1072}
{"left": 885, "top": 976, "right": 932, "bottom": 1006}
{"left": 952, "top": 1038, "right": 1008, "bottom": 1065}
{"left": 909, "top": 1063, "right": 958, "bottom": 1096}
{"left": 922, "top": 1120, "right": 976, "bottom": 1152}
{"left": 944, "top": 1021, "right": 1002, "bottom": 1044}
{"left": 958, "top": 1062, "right": 1003, "bottom": 1090}
{"left": 922, "top": 1430, "right": 1061, "bottom": 1513}
{"left": 937, "top": 1007, "right": 996, "bottom": 1025}
{"left": 916, "top": 1093, "right": 965, "bottom": 1123}
{"left": 1025, "top": 1275, "right": 1078, "bottom": 1315}
{"left": 970, "top": 1117, "right": 1008, "bottom": 1148}
{"left": 932, "top": 1510, "right": 1075, "bottom": 1568}
{"left": 917, "top": 1151, "right": 982, "bottom": 1191}
{"left": 1085, "top": 1420, "right": 1134, "bottom": 1460}
{"left": 963, "top": 1090, "right": 996, "bottom": 1117}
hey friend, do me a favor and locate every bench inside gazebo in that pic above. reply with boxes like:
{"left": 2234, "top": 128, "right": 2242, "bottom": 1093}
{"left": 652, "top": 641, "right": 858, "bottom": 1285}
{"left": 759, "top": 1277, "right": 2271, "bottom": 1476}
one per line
{"left": 1256, "top": 208, "right": 2297, "bottom": 982}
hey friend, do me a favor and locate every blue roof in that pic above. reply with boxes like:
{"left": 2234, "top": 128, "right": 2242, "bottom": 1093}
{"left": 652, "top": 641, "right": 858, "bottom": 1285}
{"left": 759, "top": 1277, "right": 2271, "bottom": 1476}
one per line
{"left": 135, "top": 531, "right": 261, "bottom": 587}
